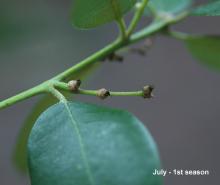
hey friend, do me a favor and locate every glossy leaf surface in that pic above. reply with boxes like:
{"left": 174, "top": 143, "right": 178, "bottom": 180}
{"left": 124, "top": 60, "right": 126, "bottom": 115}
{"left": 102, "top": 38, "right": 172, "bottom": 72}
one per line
{"left": 72, "top": 0, "right": 136, "bottom": 29}
{"left": 28, "top": 102, "right": 161, "bottom": 185}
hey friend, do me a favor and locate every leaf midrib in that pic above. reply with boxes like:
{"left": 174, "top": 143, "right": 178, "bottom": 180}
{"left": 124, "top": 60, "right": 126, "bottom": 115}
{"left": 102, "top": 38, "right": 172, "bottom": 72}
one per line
{"left": 63, "top": 102, "right": 95, "bottom": 185}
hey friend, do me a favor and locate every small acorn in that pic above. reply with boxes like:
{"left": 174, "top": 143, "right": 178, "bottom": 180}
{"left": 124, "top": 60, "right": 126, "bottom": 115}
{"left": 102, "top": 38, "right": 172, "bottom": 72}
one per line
{"left": 97, "top": 88, "right": 110, "bottom": 99}
{"left": 68, "top": 80, "right": 81, "bottom": 92}
{"left": 142, "top": 85, "right": 154, "bottom": 99}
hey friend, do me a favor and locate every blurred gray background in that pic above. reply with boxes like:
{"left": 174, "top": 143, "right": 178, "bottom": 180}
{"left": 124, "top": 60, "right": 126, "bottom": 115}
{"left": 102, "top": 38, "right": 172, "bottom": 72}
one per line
{"left": 0, "top": 0, "right": 219, "bottom": 185}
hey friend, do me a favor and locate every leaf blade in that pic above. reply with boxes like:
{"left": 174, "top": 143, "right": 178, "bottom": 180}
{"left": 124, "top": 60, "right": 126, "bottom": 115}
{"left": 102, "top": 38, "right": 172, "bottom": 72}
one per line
{"left": 28, "top": 102, "right": 162, "bottom": 185}
{"left": 185, "top": 36, "right": 220, "bottom": 70}
{"left": 71, "top": 0, "right": 137, "bottom": 29}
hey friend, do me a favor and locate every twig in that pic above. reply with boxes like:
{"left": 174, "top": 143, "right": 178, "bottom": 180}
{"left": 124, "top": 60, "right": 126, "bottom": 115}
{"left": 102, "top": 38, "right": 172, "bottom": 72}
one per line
{"left": 54, "top": 81, "right": 154, "bottom": 100}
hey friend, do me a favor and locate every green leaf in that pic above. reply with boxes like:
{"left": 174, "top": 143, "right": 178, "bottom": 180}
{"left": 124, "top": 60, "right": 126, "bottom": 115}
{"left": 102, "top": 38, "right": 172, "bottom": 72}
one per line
{"left": 185, "top": 36, "right": 220, "bottom": 70}
{"left": 192, "top": 0, "right": 220, "bottom": 16}
{"left": 71, "top": 0, "right": 137, "bottom": 29}
{"left": 148, "top": 0, "right": 192, "bottom": 16}
{"left": 13, "top": 63, "right": 99, "bottom": 173}
{"left": 28, "top": 102, "right": 162, "bottom": 185}
{"left": 13, "top": 95, "right": 58, "bottom": 173}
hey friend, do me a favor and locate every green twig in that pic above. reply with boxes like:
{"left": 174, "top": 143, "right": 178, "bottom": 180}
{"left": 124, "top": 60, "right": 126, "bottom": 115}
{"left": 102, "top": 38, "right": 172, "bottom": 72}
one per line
{"left": 130, "top": 20, "right": 166, "bottom": 43}
{"left": 127, "top": 0, "right": 150, "bottom": 36}
{"left": 0, "top": 12, "right": 188, "bottom": 110}
{"left": 165, "top": 30, "right": 192, "bottom": 40}
{"left": 117, "top": 18, "right": 127, "bottom": 39}
{"left": 54, "top": 82, "right": 145, "bottom": 98}
{"left": 0, "top": 84, "right": 46, "bottom": 110}
{"left": 54, "top": 39, "right": 122, "bottom": 81}
{"left": 130, "top": 11, "right": 189, "bottom": 43}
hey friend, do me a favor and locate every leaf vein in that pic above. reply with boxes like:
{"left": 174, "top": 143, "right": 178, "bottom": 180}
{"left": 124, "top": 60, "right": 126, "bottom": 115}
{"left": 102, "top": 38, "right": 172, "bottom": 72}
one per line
{"left": 63, "top": 102, "right": 95, "bottom": 185}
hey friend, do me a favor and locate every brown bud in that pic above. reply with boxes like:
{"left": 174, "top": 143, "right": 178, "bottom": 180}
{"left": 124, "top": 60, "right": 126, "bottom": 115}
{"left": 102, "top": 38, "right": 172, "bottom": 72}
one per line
{"left": 143, "top": 85, "right": 154, "bottom": 99}
{"left": 108, "top": 53, "right": 124, "bottom": 62}
{"left": 97, "top": 88, "right": 110, "bottom": 99}
{"left": 68, "top": 80, "right": 81, "bottom": 92}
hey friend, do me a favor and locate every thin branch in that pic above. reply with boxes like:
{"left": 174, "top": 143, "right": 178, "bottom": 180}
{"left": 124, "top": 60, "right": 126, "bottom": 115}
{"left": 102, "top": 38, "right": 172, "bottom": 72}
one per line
{"left": 127, "top": 0, "right": 150, "bottom": 36}
{"left": 117, "top": 18, "right": 127, "bottom": 39}
{"left": 130, "top": 20, "right": 166, "bottom": 44}
{"left": 130, "top": 11, "right": 189, "bottom": 44}
{"left": 0, "top": 11, "right": 188, "bottom": 110}
{"left": 54, "top": 81, "right": 153, "bottom": 99}
{"left": 0, "top": 84, "right": 46, "bottom": 110}
{"left": 165, "top": 30, "right": 192, "bottom": 40}
{"left": 54, "top": 39, "right": 122, "bottom": 81}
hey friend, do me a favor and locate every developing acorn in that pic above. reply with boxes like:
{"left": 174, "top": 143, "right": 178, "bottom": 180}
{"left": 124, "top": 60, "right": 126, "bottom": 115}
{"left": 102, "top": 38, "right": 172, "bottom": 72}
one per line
{"left": 97, "top": 88, "right": 110, "bottom": 99}
{"left": 142, "top": 85, "right": 154, "bottom": 99}
{"left": 68, "top": 80, "right": 81, "bottom": 92}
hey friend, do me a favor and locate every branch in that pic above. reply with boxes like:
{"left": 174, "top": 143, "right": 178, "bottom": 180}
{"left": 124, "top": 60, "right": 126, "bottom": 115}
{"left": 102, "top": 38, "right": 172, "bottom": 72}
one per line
{"left": 0, "top": 84, "right": 46, "bottom": 110}
{"left": 0, "top": 11, "right": 188, "bottom": 110}
{"left": 54, "top": 39, "right": 122, "bottom": 81}
{"left": 117, "top": 18, "right": 127, "bottom": 39}
{"left": 130, "top": 11, "right": 189, "bottom": 44}
{"left": 127, "top": 0, "right": 150, "bottom": 36}
{"left": 165, "top": 29, "right": 191, "bottom": 40}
